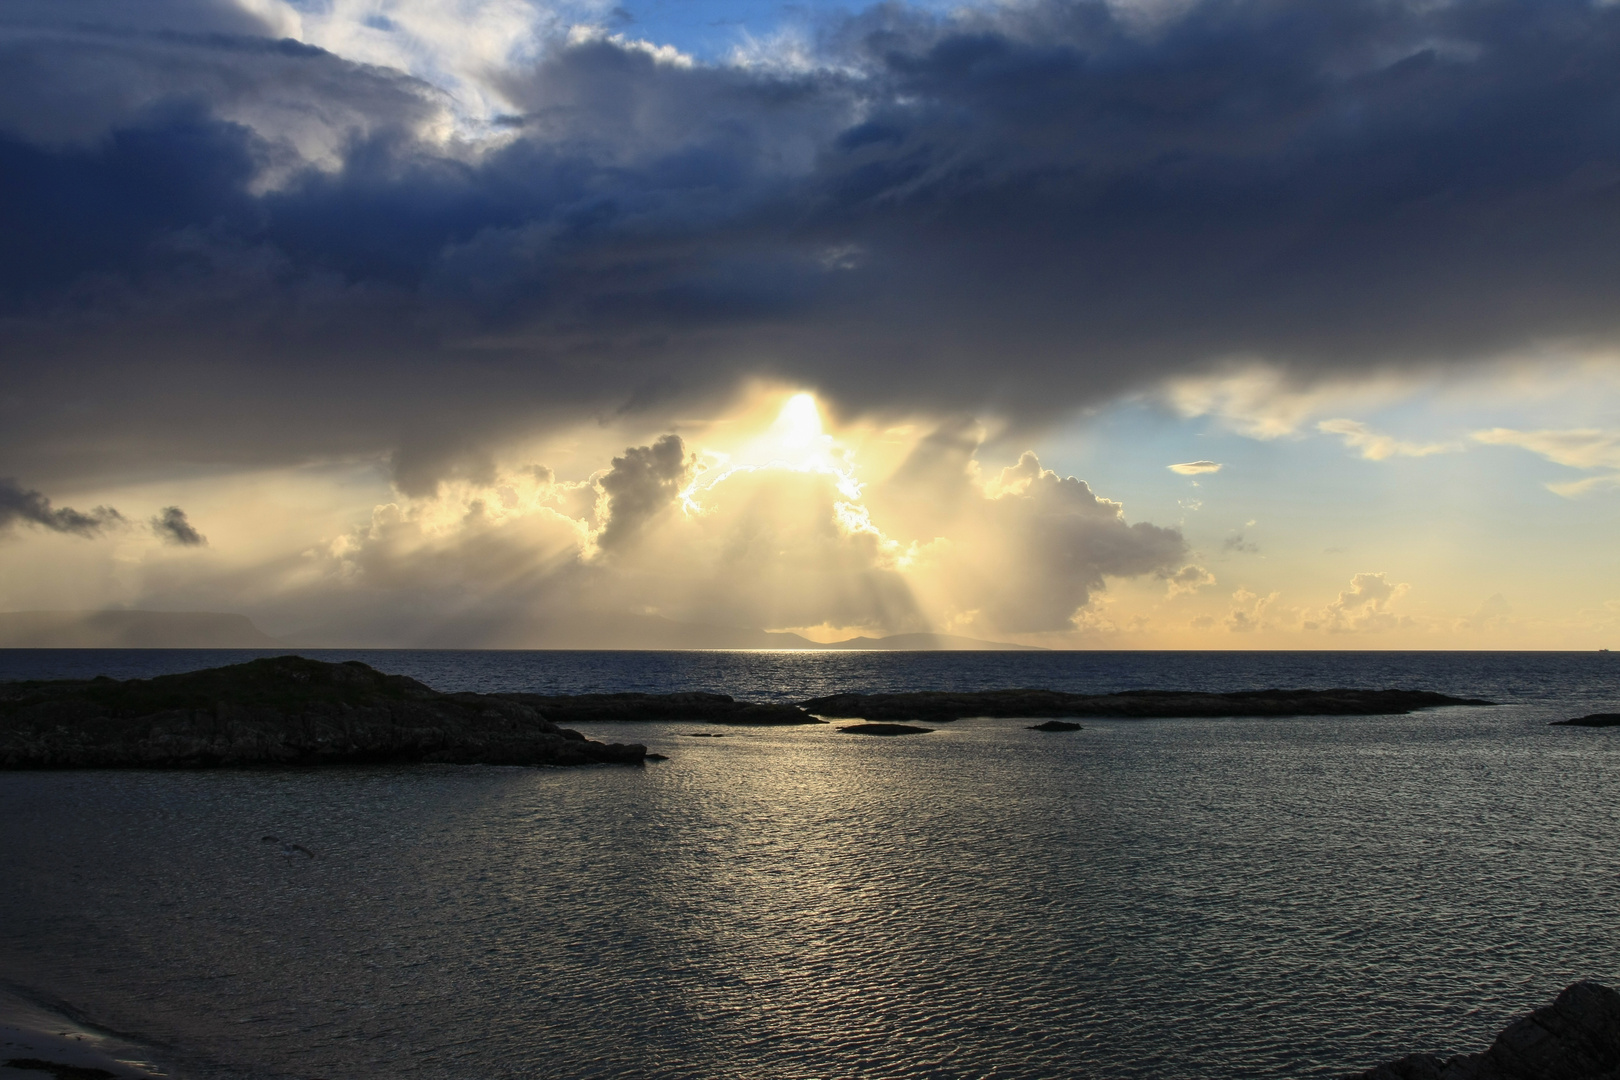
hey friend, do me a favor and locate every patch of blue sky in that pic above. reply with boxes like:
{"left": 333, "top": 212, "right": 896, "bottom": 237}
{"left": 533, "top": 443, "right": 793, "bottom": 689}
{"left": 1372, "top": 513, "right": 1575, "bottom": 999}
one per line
{"left": 1027, "top": 390, "right": 1620, "bottom": 619}
{"left": 605, "top": 0, "right": 973, "bottom": 61}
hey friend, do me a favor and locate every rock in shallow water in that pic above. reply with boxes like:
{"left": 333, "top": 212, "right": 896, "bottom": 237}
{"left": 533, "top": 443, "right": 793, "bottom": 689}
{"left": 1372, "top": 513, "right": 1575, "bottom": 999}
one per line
{"left": 837, "top": 723, "right": 934, "bottom": 736}
{"left": 0, "top": 656, "right": 646, "bottom": 769}
{"left": 1028, "top": 720, "right": 1083, "bottom": 731}
{"left": 1551, "top": 714, "right": 1620, "bottom": 727}
{"left": 1347, "top": 981, "right": 1620, "bottom": 1079}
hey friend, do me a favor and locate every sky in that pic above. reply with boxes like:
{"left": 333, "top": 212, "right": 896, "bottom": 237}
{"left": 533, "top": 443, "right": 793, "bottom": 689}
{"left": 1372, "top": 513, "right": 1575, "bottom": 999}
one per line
{"left": 1, "top": 0, "right": 1618, "bottom": 648}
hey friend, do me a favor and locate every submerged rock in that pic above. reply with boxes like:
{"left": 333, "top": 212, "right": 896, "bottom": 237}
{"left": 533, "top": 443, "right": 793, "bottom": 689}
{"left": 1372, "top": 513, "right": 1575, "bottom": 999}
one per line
{"left": 1552, "top": 714, "right": 1620, "bottom": 727}
{"left": 837, "top": 723, "right": 933, "bottom": 735}
{"left": 0, "top": 656, "right": 645, "bottom": 769}
{"left": 1347, "top": 981, "right": 1620, "bottom": 1080}
{"left": 799, "top": 688, "right": 1493, "bottom": 724}
{"left": 1028, "top": 720, "right": 1082, "bottom": 731}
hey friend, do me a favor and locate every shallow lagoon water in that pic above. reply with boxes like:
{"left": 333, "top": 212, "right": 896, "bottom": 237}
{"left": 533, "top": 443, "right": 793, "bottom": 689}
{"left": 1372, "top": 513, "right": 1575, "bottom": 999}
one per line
{"left": 2, "top": 651, "right": 1619, "bottom": 1079}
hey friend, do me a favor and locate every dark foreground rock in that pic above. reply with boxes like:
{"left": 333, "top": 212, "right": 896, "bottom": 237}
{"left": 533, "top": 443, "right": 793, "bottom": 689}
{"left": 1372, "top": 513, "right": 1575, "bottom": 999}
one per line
{"left": 838, "top": 723, "right": 933, "bottom": 735}
{"left": 1552, "top": 714, "right": 1620, "bottom": 727}
{"left": 0, "top": 656, "right": 645, "bottom": 768}
{"left": 495, "top": 692, "right": 819, "bottom": 725}
{"left": 799, "top": 688, "right": 1493, "bottom": 723}
{"left": 1348, "top": 981, "right": 1620, "bottom": 1080}
{"left": 1029, "top": 720, "right": 1083, "bottom": 731}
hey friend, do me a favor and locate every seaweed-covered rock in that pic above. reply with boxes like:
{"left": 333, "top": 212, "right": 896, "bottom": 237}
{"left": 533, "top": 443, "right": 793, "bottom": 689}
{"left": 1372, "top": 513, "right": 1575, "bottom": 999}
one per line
{"left": 1347, "top": 981, "right": 1620, "bottom": 1080}
{"left": 0, "top": 656, "right": 644, "bottom": 769}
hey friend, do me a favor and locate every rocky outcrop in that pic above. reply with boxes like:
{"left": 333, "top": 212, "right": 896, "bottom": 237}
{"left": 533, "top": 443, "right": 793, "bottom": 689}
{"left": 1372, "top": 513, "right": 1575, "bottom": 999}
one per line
{"left": 837, "top": 723, "right": 933, "bottom": 735}
{"left": 1552, "top": 714, "right": 1620, "bottom": 727}
{"left": 0, "top": 656, "right": 645, "bottom": 768}
{"left": 1028, "top": 720, "right": 1082, "bottom": 731}
{"left": 1348, "top": 981, "right": 1620, "bottom": 1080}
{"left": 1, "top": 657, "right": 1504, "bottom": 769}
{"left": 496, "top": 692, "right": 820, "bottom": 725}
{"left": 798, "top": 688, "right": 1493, "bottom": 723}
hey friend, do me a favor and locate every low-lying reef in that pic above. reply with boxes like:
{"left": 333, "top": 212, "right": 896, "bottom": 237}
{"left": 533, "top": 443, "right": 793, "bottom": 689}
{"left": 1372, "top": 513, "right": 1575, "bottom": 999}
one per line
{"left": 0, "top": 656, "right": 646, "bottom": 769}
{"left": 1, "top": 657, "right": 1502, "bottom": 770}
{"left": 838, "top": 723, "right": 933, "bottom": 736}
{"left": 494, "top": 692, "right": 820, "bottom": 726}
{"left": 798, "top": 688, "right": 1494, "bottom": 723}
{"left": 1552, "top": 713, "right": 1620, "bottom": 727}
{"left": 1347, "top": 980, "right": 1620, "bottom": 1080}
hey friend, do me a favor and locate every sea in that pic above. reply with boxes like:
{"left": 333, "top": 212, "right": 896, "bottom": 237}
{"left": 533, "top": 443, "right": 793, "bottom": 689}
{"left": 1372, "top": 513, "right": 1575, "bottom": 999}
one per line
{"left": 1, "top": 649, "right": 1617, "bottom": 1080}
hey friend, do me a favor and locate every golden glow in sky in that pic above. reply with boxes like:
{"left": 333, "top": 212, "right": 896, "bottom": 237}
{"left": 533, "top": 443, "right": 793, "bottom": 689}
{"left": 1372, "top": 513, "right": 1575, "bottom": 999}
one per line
{"left": 2, "top": 371, "right": 1619, "bottom": 649}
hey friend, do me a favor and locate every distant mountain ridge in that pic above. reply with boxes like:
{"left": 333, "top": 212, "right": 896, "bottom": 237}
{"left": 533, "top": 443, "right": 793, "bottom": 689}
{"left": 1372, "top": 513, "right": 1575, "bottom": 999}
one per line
{"left": 0, "top": 610, "right": 1043, "bottom": 651}
{"left": 0, "top": 611, "right": 283, "bottom": 648}
{"left": 793, "top": 632, "right": 1044, "bottom": 652}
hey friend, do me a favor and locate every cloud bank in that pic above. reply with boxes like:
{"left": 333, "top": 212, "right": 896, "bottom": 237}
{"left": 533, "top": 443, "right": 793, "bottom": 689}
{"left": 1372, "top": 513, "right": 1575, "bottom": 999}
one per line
{"left": 115, "top": 417, "right": 1186, "bottom": 646}
{"left": 2, "top": 0, "right": 1620, "bottom": 490}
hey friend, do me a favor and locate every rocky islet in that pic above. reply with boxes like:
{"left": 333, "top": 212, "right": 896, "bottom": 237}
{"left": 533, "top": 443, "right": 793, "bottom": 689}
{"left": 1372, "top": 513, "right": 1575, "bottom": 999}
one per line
{"left": 837, "top": 722, "right": 934, "bottom": 735}
{"left": 0, "top": 656, "right": 647, "bottom": 769}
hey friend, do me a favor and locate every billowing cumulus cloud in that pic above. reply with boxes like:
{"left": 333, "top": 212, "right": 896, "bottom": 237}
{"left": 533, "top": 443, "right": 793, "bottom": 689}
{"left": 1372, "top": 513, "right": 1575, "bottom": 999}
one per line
{"left": 0, "top": 480, "right": 123, "bottom": 537}
{"left": 874, "top": 439, "right": 1186, "bottom": 633}
{"left": 1224, "top": 588, "right": 1280, "bottom": 634}
{"left": 1309, "top": 571, "right": 1411, "bottom": 633}
{"left": 1162, "top": 564, "right": 1215, "bottom": 596}
{"left": 593, "top": 434, "right": 695, "bottom": 553}
{"left": 3, "top": 0, "right": 1620, "bottom": 489}
{"left": 106, "top": 414, "right": 1183, "bottom": 645}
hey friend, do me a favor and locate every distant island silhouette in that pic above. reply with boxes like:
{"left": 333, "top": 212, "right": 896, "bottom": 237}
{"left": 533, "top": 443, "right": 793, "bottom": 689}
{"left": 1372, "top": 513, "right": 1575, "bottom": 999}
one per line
{"left": 0, "top": 610, "right": 283, "bottom": 648}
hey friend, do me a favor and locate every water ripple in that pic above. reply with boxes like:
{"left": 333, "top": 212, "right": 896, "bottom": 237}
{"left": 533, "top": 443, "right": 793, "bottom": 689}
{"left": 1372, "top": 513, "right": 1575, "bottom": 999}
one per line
{"left": 1, "top": 653, "right": 1618, "bottom": 1078}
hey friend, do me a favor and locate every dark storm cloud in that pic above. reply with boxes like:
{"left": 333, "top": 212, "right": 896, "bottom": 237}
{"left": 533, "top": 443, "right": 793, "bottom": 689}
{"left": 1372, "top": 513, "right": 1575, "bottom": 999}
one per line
{"left": 0, "top": 479, "right": 123, "bottom": 537}
{"left": 4, "top": 0, "right": 1620, "bottom": 487}
{"left": 595, "top": 434, "right": 694, "bottom": 551}
{"left": 152, "top": 505, "right": 207, "bottom": 546}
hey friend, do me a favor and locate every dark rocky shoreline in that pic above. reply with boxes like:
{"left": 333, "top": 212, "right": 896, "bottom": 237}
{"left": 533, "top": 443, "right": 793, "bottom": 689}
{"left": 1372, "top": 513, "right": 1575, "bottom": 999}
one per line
{"left": 1348, "top": 981, "right": 1620, "bottom": 1079}
{"left": 0, "top": 656, "right": 647, "bottom": 769}
{"left": 0, "top": 656, "right": 1499, "bottom": 770}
